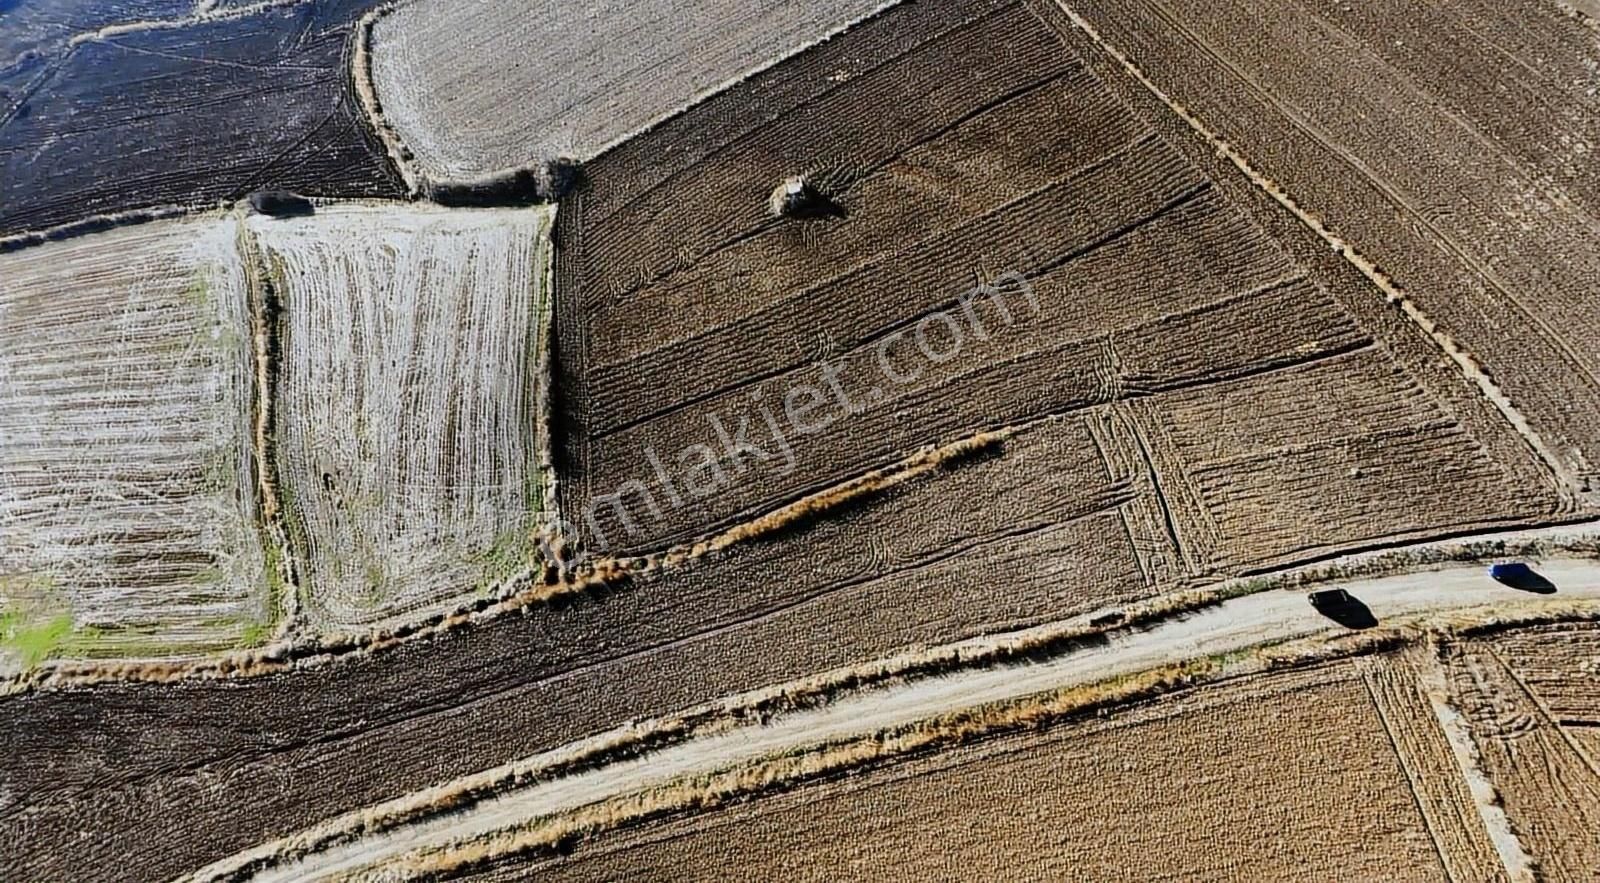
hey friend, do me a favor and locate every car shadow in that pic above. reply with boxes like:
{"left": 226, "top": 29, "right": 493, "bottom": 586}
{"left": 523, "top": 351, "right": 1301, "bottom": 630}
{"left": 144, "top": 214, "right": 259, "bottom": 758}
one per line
{"left": 1492, "top": 563, "right": 1557, "bottom": 594}
{"left": 1317, "top": 598, "right": 1379, "bottom": 629}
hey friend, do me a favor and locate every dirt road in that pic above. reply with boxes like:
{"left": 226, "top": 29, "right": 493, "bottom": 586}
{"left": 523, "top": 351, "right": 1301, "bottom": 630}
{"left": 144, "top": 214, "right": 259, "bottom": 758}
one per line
{"left": 202, "top": 556, "right": 1600, "bottom": 881}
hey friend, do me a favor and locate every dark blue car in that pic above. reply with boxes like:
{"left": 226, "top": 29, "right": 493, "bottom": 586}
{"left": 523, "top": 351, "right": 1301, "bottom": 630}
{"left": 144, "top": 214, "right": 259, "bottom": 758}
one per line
{"left": 1489, "top": 562, "right": 1556, "bottom": 593}
{"left": 1490, "top": 562, "right": 1529, "bottom": 581}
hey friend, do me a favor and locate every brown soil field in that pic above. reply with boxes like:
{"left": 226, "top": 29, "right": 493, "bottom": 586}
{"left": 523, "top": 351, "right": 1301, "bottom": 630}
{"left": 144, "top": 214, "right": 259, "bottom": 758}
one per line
{"left": 552, "top": 0, "right": 1566, "bottom": 568}
{"left": 1362, "top": 653, "right": 1510, "bottom": 882}
{"left": 1056, "top": 0, "right": 1600, "bottom": 491}
{"left": 1481, "top": 621, "right": 1600, "bottom": 782}
{"left": 1440, "top": 638, "right": 1600, "bottom": 879}
{"left": 0, "top": 416, "right": 1165, "bottom": 882}
{"left": 4, "top": 0, "right": 1596, "bottom": 879}
{"left": 0, "top": 0, "right": 404, "bottom": 239}
{"left": 1131, "top": 346, "right": 1558, "bottom": 573}
{"left": 1488, "top": 622, "right": 1600, "bottom": 721}
{"left": 473, "top": 661, "right": 1471, "bottom": 882}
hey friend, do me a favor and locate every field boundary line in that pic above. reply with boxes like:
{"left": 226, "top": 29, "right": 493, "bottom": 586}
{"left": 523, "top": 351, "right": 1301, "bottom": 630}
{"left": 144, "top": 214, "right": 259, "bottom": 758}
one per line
{"left": 0, "top": 205, "right": 202, "bottom": 254}
{"left": 531, "top": 204, "right": 566, "bottom": 581}
{"left": 1359, "top": 656, "right": 1502, "bottom": 883}
{"left": 350, "top": 1, "right": 424, "bottom": 196}
{"left": 350, "top": 0, "right": 908, "bottom": 195}
{"left": 212, "top": 605, "right": 1600, "bottom": 880}
{"left": 88, "top": 584, "right": 1600, "bottom": 880}
{"left": 1360, "top": 665, "right": 1459, "bottom": 881}
{"left": 61, "top": 0, "right": 307, "bottom": 48}
{"left": 236, "top": 214, "right": 302, "bottom": 635}
{"left": 181, "top": 640, "right": 1359, "bottom": 880}
{"left": 1151, "top": 0, "right": 1600, "bottom": 474}
{"left": 175, "top": 587, "right": 1240, "bottom": 882}
{"left": 1481, "top": 643, "right": 1600, "bottom": 780}
{"left": 43, "top": 524, "right": 1600, "bottom": 829}
{"left": 577, "top": 0, "right": 907, "bottom": 167}
{"left": 1416, "top": 649, "right": 1538, "bottom": 882}
{"left": 1049, "top": 0, "right": 1583, "bottom": 504}
{"left": 387, "top": 655, "right": 1312, "bottom": 879}
{"left": 466, "top": 610, "right": 1584, "bottom": 881}
{"left": 5, "top": 461, "right": 1599, "bottom": 697}
{"left": 0, "top": 427, "right": 1007, "bottom": 693}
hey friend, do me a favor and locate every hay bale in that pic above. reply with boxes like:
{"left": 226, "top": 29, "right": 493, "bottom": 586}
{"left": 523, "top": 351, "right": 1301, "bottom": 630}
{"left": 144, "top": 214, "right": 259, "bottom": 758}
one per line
{"left": 769, "top": 175, "right": 845, "bottom": 220}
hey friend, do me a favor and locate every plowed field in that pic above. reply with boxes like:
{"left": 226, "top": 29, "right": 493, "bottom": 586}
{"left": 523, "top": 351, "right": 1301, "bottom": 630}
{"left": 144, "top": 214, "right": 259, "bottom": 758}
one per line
{"left": 2, "top": 1, "right": 1596, "bottom": 880}
{"left": 552, "top": 0, "right": 1564, "bottom": 569}
{"left": 491, "top": 662, "right": 1473, "bottom": 882}
{"left": 0, "top": 0, "right": 403, "bottom": 237}
{"left": 1057, "top": 0, "right": 1600, "bottom": 490}
{"left": 1440, "top": 638, "right": 1600, "bottom": 879}
{"left": 366, "top": 0, "right": 890, "bottom": 181}
{"left": 250, "top": 204, "right": 553, "bottom": 630}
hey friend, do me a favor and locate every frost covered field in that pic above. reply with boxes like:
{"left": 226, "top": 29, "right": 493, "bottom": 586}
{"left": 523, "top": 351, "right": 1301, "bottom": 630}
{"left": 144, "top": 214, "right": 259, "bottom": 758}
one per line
{"left": 0, "top": 204, "right": 554, "bottom": 669}
{"left": 364, "top": 0, "right": 891, "bottom": 182}
{"left": 251, "top": 204, "right": 555, "bottom": 631}
{"left": 0, "top": 219, "right": 268, "bottom": 665}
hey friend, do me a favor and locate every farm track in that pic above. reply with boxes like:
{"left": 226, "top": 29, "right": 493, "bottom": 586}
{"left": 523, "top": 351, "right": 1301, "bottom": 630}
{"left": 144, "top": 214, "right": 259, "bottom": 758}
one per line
{"left": 1437, "top": 641, "right": 1600, "bottom": 878}
{"left": 3, "top": 0, "right": 1599, "bottom": 878}
{"left": 1, "top": 516, "right": 1596, "bottom": 882}
{"left": 192, "top": 567, "right": 1600, "bottom": 881}
{"left": 0, "top": 414, "right": 1162, "bottom": 881}
{"left": 480, "top": 666, "right": 1461, "bottom": 882}
{"left": 1361, "top": 653, "right": 1512, "bottom": 882}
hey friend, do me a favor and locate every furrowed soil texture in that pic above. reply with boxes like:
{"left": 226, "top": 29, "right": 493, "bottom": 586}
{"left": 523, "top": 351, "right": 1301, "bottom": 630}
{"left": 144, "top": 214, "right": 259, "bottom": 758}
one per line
{"left": 0, "top": 218, "right": 269, "bottom": 663}
{"left": 0, "top": 0, "right": 403, "bottom": 238}
{"left": 2, "top": 0, "right": 1596, "bottom": 880}
{"left": 1057, "top": 0, "right": 1600, "bottom": 491}
{"left": 0, "top": 0, "right": 190, "bottom": 117}
{"left": 552, "top": 0, "right": 1564, "bottom": 563}
{"left": 249, "top": 203, "right": 554, "bottom": 631}
{"left": 1444, "top": 623, "right": 1600, "bottom": 878}
{"left": 0, "top": 415, "right": 1162, "bottom": 882}
{"left": 0, "top": 200, "right": 555, "bottom": 671}
{"left": 1487, "top": 622, "right": 1600, "bottom": 760}
{"left": 365, "top": 0, "right": 892, "bottom": 182}
{"left": 478, "top": 661, "right": 1486, "bottom": 882}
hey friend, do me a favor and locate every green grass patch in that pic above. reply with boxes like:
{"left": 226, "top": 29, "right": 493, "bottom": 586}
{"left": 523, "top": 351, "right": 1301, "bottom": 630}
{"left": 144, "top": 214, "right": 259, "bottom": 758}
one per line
{"left": 1, "top": 610, "right": 74, "bottom": 668}
{"left": 183, "top": 268, "right": 211, "bottom": 309}
{"left": 473, "top": 529, "right": 536, "bottom": 594}
{"left": 262, "top": 537, "right": 294, "bottom": 624}
{"left": 236, "top": 620, "right": 273, "bottom": 649}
